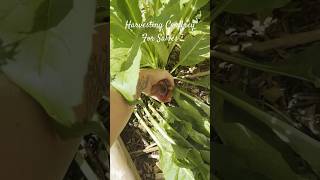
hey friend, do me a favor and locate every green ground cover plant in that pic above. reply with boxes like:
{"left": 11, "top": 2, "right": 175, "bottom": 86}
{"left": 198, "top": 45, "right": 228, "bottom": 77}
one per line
{"left": 111, "top": 0, "right": 210, "bottom": 179}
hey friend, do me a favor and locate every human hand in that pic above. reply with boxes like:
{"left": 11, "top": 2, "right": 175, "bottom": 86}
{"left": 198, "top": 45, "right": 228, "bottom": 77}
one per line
{"left": 136, "top": 69, "right": 174, "bottom": 102}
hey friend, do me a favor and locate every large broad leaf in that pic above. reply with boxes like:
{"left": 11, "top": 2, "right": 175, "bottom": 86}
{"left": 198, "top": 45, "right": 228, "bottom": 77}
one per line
{"left": 179, "top": 0, "right": 209, "bottom": 22}
{"left": 159, "top": 105, "right": 210, "bottom": 149}
{"left": 196, "top": 75, "right": 210, "bottom": 89}
{"left": 189, "top": 22, "right": 210, "bottom": 36}
{"left": 214, "top": 82, "right": 320, "bottom": 177}
{"left": 217, "top": 0, "right": 291, "bottom": 14}
{"left": 159, "top": 150, "right": 196, "bottom": 180}
{"left": 178, "top": 34, "right": 209, "bottom": 67}
{"left": 154, "top": 0, "right": 182, "bottom": 24}
{"left": 173, "top": 90, "right": 210, "bottom": 136}
{"left": 110, "top": 10, "right": 134, "bottom": 49}
{"left": 213, "top": 44, "right": 320, "bottom": 87}
{"left": 111, "top": 0, "right": 141, "bottom": 24}
{"left": 176, "top": 88, "right": 210, "bottom": 117}
{"left": 1, "top": 0, "right": 96, "bottom": 126}
{"left": 120, "top": 38, "right": 142, "bottom": 71}
{"left": 135, "top": 111, "right": 207, "bottom": 180}
{"left": 143, "top": 106, "right": 209, "bottom": 179}
{"left": 110, "top": 47, "right": 129, "bottom": 79}
{"left": 154, "top": 42, "right": 170, "bottom": 68}
{"left": 214, "top": 94, "right": 309, "bottom": 179}
{"left": 111, "top": 47, "right": 142, "bottom": 102}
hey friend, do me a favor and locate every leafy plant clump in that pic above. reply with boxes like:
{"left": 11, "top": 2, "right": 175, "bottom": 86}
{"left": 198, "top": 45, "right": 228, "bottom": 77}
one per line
{"left": 213, "top": 0, "right": 320, "bottom": 179}
{"left": 110, "top": 0, "right": 210, "bottom": 179}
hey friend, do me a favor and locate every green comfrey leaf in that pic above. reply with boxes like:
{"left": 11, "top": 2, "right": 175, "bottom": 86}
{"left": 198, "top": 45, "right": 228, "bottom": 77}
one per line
{"left": 176, "top": 88, "right": 210, "bottom": 117}
{"left": 159, "top": 150, "right": 196, "bottom": 180}
{"left": 213, "top": 44, "right": 320, "bottom": 87}
{"left": 111, "top": 47, "right": 142, "bottom": 102}
{"left": 153, "top": 42, "right": 170, "bottom": 68}
{"left": 137, "top": 105, "right": 209, "bottom": 180}
{"left": 154, "top": 0, "right": 182, "bottom": 24}
{"left": 110, "top": 47, "right": 129, "bottom": 79}
{"left": 180, "top": 0, "right": 192, "bottom": 9}
{"left": 214, "top": 82, "right": 320, "bottom": 178}
{"left": 140, "top": 46, "right": 156, "bottom": 68}
{"left": 214, "top": 94, "right": 307, "bottom": 179}
{"left": 29, "top": 0, "right": 73, "bottom": 33}
{"left": 1, "top": 1, "right": 96, "bottom": 127}
{"left": 179, "top": 34, "right": 209, "bottom": 66}
{"left": 160, "top": 105, "right": 210, "bottom": 149}
{"left": 165, "top": 102, "right": 209, "bottom": 137}
{"left": 198, "top": 2, "right": 210, "bottom": 22}
{"left": 152, "top": 0, "right": 162, "bottom": 16}
{"left": 196, "top": 75, "right": 210, "bottom": 89}
{"left": 120, "top": 37, "right": 143, "bottom": 71}
{"left": 110, "top": 10, "right": 134, "bottom": 48}
{"left": 172, "top": 34, "right": 209, "bottom": 72}
{"left": 112, "top": 0, "right": 142, "bottom": 24}
{"left": 199, "top": 150, "right": 210, "bottom": 164}
{"left": 161, "top": 123, "right": 209, "bottom": 179}
{"left": 172, "top": 145, "right": 209, "bottom": 179}
{"left": 180, "top": 0, "right": 209, "bottom": 22}
{"left": 189, "top": 22, "right": 210, "bottom": 36}
{"left": 188, "top": 128, "right": 210, "bottom": 149}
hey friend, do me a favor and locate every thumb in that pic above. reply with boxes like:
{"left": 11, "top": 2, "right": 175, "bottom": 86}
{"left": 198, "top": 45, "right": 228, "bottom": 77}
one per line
{"left": 150, "top": 79, "right": 174, "bottom": 102}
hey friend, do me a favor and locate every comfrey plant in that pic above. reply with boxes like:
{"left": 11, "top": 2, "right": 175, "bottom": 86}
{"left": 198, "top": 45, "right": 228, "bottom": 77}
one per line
{"left": 111, "top": 0, "right": 210, "bottom": 179}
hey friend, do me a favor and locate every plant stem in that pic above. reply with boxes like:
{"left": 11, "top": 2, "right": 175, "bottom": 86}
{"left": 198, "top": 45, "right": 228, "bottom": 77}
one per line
{"left": 134, "top": 111, "right": 163, "bottom": 149}
{"left": 175, "top": 77, "right": 203, "bottom": 87}
{"left": 170, "top": 63, "right": 180, "bottom": 73}
{"left": 143, "top": 106, "right": 176, "bottom": 144}
{"left": 217, "top": 29, "right": 320, "bottom": 53}
{"left": 179, "top": 70, "right": 210, "bottom": 79}
{"left": 212, "top": 50, "right": 289, "bottom": 77}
